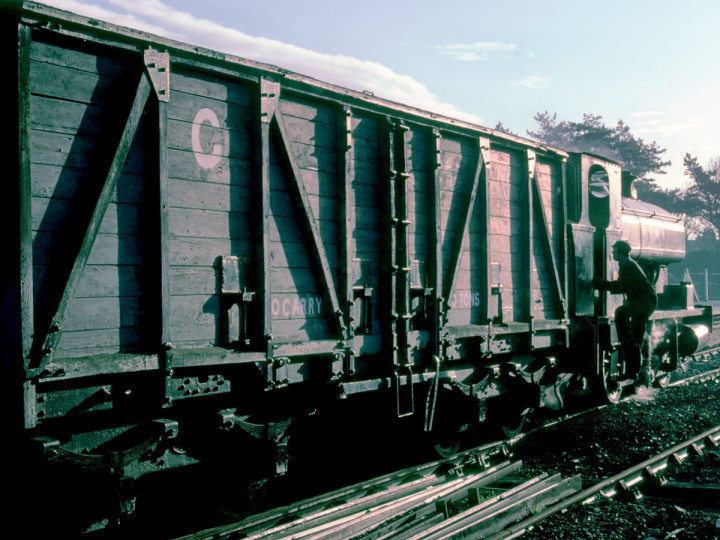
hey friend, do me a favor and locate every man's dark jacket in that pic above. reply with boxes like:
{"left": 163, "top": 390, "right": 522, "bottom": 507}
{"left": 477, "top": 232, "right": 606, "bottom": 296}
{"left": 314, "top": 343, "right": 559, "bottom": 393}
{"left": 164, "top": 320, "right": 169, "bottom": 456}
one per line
{"left": 599, "top": 257, "right": 657, "bottom": 314}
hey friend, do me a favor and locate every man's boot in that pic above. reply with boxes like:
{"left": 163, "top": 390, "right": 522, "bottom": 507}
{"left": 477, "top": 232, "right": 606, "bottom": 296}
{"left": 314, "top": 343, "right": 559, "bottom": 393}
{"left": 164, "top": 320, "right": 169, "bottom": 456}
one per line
{"left": 620, "top": 341, "right": 640, "bottom": 377}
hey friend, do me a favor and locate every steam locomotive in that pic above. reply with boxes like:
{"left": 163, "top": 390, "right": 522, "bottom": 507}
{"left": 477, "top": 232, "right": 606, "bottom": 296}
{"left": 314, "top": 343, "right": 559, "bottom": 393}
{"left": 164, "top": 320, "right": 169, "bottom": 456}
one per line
{"left": 1, "top": 1, "right": 711, "bottom": 531}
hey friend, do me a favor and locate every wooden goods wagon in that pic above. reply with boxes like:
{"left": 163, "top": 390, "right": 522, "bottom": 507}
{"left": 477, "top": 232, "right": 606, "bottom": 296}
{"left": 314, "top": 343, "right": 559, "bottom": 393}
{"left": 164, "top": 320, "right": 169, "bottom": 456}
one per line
{"left": 0, "top": 1, "right": 710, "bottom": 530}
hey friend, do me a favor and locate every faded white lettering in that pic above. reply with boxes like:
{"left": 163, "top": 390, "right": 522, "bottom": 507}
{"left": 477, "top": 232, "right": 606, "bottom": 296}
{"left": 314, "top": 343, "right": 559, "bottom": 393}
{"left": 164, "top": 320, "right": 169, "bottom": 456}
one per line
{"left": 192, "top": 108, "right": 223, "bottom": 169}
{"left": 270, "top": 295, "right": 323, "bottom": 318}
{"left": 450, "top": 291, "right": 483, "bottom": 309}
{"left": 282, "top": 298, "right": 291, "bottom": 318}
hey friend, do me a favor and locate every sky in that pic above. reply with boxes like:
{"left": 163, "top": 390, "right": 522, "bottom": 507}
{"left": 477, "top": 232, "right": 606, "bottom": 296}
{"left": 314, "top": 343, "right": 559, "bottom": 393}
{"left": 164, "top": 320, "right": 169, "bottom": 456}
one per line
{"left": 34, "top": 0, "right": 720, "bottom": 189}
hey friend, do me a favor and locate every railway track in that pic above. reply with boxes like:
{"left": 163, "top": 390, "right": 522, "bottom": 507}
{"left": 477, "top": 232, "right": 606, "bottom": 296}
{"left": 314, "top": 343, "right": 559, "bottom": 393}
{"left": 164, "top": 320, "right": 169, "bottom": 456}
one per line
{"left": 178, "top": 426, "right": 720, "bottom": 539}
{"left": 178, "top": 442, "right": 522, "bottom": 539}
{"left": 170, "top": 350, "right": 720, "bottom": 539}
{"left": 173, "top": 349, "right": 720, "bottom": 539}
{"left": 499, "top": 426, "right": 720, "bottom": 539}
{"left": 668, "top": 345, "right": 720, "bottom": 387}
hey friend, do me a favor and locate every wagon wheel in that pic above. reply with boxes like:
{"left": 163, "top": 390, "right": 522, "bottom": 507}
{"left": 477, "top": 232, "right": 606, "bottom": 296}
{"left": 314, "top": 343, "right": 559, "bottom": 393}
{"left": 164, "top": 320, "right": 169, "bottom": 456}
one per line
{"left": 431, "top": 422, "right": 470, "bottom": 458}
{"left": 600, "top": 353, "right": 622, "bottom": 404}
{"left": 434, "top": 439, "right": 461, "bottom": 459}
{"left": 501, "top": 410, "right": 527, "bottom": 439}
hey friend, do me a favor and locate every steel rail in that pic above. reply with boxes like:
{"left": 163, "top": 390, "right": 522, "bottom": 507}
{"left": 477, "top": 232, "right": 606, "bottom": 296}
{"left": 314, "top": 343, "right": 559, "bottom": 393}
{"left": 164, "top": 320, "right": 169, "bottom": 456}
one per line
{"left": 180, "top": 355, "right": 720, "bottom": 539}
{"left": 177, "top": 441, "right": 512, "bottom": 539}
{"left": 669, "top": 366, "right": 720, "bottom": 386}
{"left": 485, "top": 425, "right": 720, "bottom": 539}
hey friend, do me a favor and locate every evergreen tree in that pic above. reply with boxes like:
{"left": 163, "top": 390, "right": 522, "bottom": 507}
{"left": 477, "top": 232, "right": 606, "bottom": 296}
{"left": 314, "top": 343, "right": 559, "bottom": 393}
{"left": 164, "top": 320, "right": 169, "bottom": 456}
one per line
{"left": 680, "top": 155, "right": 720, "bottom": 239}
{"left": 527, "top": 111, "right": 675, "bottom": 205}
{"left": 527, "top": 111, "right": 720, "bottom": 271}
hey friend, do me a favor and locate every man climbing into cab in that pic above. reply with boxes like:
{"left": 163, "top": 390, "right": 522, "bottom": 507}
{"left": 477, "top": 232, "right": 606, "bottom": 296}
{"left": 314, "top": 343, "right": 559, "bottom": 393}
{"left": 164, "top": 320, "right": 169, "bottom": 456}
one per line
{"left": 594, "top": 240, "right": 658, "bottom": 378}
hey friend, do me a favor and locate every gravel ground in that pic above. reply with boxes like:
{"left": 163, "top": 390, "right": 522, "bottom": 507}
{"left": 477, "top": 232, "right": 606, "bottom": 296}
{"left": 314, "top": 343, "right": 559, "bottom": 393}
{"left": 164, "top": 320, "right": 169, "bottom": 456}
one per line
{"left": 515, "top": 354, "right": 720, "bottom": 540}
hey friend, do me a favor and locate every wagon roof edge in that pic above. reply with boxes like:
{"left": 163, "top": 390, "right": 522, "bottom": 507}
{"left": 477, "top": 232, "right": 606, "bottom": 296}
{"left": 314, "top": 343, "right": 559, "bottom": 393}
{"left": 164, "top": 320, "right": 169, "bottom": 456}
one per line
{"left": 16, "top": 1, "right": 568, "bottom": 158}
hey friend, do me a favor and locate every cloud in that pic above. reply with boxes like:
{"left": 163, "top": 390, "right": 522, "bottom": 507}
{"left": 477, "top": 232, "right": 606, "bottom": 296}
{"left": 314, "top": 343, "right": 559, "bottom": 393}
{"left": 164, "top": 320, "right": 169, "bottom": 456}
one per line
{"left": 624, "top": 107, "right": 716, "bottom": 187}
{"left": 632, "top": 110, "right": 664, "bottom": 118}
{"left": 38, "top": 0, "right": 172, "bottom": 35}
{"left": 511, "top": 75, "right": 551, "bottom": 89}
{"left": 436, "top": 41, "right": 517, "bottom": 62}
{"left": 630, "top": 110, "right": 703, "bottom": 137}
{"left": 37, "top": 0, "right": 484, "bottom": 125}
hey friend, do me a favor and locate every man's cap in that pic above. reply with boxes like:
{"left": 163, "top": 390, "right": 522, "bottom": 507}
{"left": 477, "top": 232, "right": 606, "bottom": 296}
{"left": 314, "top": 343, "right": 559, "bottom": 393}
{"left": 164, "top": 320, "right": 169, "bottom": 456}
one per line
{"left": 612, "top": 240, "right": 632, "bottom": 255}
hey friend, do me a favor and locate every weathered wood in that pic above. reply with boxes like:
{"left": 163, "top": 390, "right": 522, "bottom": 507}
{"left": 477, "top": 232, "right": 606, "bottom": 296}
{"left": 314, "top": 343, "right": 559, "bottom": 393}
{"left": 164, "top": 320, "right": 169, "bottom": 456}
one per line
{"left": 531, "top": 160, "right": 567, "bottom": 319}
{"left": 54, "top": 329, "right": 146, "bottom": 358}
{"left": 31, "top": 131, "right": 146, "bottom": 175}
{"left": 29, "top": 96, "right": 109, "bottom": 137}
{"left": 168, "top": 267, "right": 215, "bottom": 295}
{"left": 270, "top": 216, "right": 339, "bottom": 254}
{"left": 9, "top": 2, "right": 583, "bottom": 386}
{"left": 270, "top": 267, "right": 322, "bottom": 293}
{"left": 443, "top": 138, "right": 484, "bottom": 304}
{"left": 38, "top": 73, "right": 152, "bottom": 367}
{"left": 30, "top": 57, "right": 134, "bottom": 105}
{"left": 70, "top": 265, "right": 148, "bottom": 298}
{"left": 430, "top": 128, "right": 444, "bottom": 339}
{"left": 338, "top": 106, "right": 354, "bottom": 338}
{"left": 168, "top": 237, "right": 241, "bottom": 265}
{"left": 273, "top": 108, "right": 344, "bottom": 338}
{"left": 172, "top": 69, "right": 253, "bottom": 106}
{"left": 524, "top": 160, "right": 537, "bottom": 324}
{"left": 270, "top": 189, "right": 338, "bottom": 219}
{"left": 17, "top": 25, "right": 34, "bottom": 366}
{"left": 280, "top": 113, "right": 336, "bottom": 150}
{"left": 168, "top": 179, "right": 252, "bottom": 212}
{"left": 158, "top": 89, "right": 172, "bottom": 355}
{"left": 166, "top": 116, "right": 253, "bottom": 160}
{"left": 169, "top": 207, "right": 253, "bottom": 240}
{"left": 167, "top": 93, "right": 253, "bottom": 144}
{"left": 278, "top": 139, "right": 338, "bottom": 175}
{"left": 32, "top": 231, "right": 148, "bottom": 268}
{"left": 30, "top": 37, "right": 127, "bottom": 71}
{"left": 168, "top": 147, "right": 251, "bottom": 184}
{"left": 559, "top": 160, "right": 569, "bottom": 321}
{"left": 269, "top": 318, "right": 331, "bottom": 342}
{"left": 256, "top": 77, "right": 280, "bottom": 342}
{"left": 268, "top": 242, "right": 314, "bottom": 269}
{"left": 279, "top": 96, "right": 337, "bottom": 125}
{"left": 61, "top": 295, "right": 146, "bottom": 331}
{"left": 1, "top": 21, "right": 35, "bottom": 387}
{"left": 32, "top": 197, "right": 145, "bottom": 235}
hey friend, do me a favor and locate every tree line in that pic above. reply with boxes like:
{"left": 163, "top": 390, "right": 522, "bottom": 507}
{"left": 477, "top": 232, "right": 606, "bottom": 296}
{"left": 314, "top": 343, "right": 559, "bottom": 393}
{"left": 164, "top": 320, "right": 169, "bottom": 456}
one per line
{"left": 497, "top": 113, "right": 720, "bottom": 260}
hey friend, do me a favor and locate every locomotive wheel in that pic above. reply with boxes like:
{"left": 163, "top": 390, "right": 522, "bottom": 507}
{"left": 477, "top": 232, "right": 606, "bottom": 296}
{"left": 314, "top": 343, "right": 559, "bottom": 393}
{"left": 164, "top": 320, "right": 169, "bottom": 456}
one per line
{"left": 653, "top": 372, "right": 670, "bottom": 388}
{"left": 650, "top": 352, "right": 672, "bottom": 388}
{"left": 600, "top": 354, "right": 622, "bottom": 404}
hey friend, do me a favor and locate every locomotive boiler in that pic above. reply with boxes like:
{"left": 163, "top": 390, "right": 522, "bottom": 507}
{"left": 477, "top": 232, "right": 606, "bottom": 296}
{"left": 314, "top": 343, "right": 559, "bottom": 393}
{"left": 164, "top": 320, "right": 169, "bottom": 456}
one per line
{"left": 0, "top": 1, "right": 711, "bottom": 531}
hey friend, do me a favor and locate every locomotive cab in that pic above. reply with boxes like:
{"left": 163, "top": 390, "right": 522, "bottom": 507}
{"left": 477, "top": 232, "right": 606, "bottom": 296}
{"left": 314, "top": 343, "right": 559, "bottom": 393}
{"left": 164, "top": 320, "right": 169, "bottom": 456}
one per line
{"left": 567, "top": 152, "right": 624, "bottom": 319}
{"left": 567, "top": 152, "right": 711, "bottom": 398}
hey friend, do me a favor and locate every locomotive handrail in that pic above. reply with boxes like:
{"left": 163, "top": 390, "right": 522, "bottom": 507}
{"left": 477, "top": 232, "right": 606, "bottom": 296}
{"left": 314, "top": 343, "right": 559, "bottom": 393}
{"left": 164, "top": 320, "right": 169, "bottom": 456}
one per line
{"left": 621, "top": 204, "right": 683, "bottom": 222}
